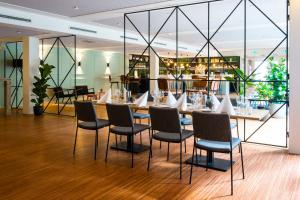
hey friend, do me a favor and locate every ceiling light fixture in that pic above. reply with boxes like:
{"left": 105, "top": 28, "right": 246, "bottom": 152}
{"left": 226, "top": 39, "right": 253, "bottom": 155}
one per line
{"left": 16, "top": 31, "right": 22, "bottom": 34}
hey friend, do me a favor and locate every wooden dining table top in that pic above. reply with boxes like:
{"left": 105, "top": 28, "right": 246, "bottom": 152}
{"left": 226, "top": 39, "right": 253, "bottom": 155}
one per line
{"left": 94, "top": 100, "right": 269, "bottom": 121}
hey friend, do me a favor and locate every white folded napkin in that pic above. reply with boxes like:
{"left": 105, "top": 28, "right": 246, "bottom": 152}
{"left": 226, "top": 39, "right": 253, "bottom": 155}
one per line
{"left": 123, "top": 87, "right": 127, "bottom": 102}
{"left": 216, "top": 95, "right": 235, "bottom": 115}
{"left": 166, "top": 91, "right": 177, "bottom": 107}
{"left": 134, "top": 91, "right": 148, "bottom": 107}
{"left": 97, "top": 89, "right": 112, "bottom": 103}
{"left": 211, "top": 94, "right": 220, "bottom": 110}
{"left": 174, "top": 92, "right": 187, "bottom": 111}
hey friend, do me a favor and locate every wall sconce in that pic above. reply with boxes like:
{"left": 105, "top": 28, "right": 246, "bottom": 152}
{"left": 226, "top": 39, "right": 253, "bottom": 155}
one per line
{"left": 105, "top": 62, "right": 111, "bottom": 76}
{"left": 76, "top": 61, "right": 83, "bottom": 75}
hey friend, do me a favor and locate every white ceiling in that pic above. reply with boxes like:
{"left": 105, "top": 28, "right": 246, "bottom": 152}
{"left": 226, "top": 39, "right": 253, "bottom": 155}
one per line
{"left": 0, "top": 0, "right": 288, "bottom": 56}
{"left": 0, "top": 23, "right": 48, "bottom": 38}
{"left": 0, "top": 0, "right": 174, "bottom": 17}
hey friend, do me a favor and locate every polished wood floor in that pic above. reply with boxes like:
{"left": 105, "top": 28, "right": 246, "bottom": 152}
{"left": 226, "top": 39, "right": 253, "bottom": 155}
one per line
{"left": 1, "top": 110, "right": 300, "bottom": 200}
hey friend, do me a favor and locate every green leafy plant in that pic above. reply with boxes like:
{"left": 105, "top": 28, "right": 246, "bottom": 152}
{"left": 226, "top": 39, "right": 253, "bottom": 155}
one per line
{"left": 255, "top": 57, "right": 287, "bottom": 102}
{"left": 224, "top": 68, "right": 256, "bottom": 95}
{"left": 31, "top": 63, "right": 55, "bottom": 107}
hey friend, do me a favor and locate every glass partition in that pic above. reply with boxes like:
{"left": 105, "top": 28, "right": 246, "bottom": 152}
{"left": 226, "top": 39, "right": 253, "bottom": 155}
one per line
{"left": 124, "top": 0, "right": 289, "bottom": 147}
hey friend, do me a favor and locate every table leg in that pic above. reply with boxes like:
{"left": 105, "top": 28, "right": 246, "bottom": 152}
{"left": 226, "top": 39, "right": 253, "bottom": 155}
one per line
{"left": 111, "top": 135, "right": 149, "bottom": 153}
{"left": 186, "top": 150, "right": 234, "bottom": 172}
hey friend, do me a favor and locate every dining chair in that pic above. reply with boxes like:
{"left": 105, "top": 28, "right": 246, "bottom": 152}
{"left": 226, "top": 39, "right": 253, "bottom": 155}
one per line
{"left": 148, "top": 106, "right": 193, "bottom": 179}
{"left": 75, "top": 85, "right": 95, "bottom": 101}
{"left": 189, "top": 112, "right": 245, "bottom": 195}
{"left": 157, "top": 78, "right": 169, "bottom": 95}
{"left": 73, "top": 101, "right": 109, "bottom": 160}
{"left": 186, "top": 75, "right": 208, "bottom": 96}
{"left": 105, "top": 104, "right": 151, "bottom": 168}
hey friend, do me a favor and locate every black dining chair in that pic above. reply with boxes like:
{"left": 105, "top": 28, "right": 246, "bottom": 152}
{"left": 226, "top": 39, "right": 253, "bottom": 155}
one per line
{"left": 105, "top": 104, "right": 151, "bottom": 168}
{"left": 75, "top": 85, "right": 95, "bottom": 100}
{"left": 73, "top": 101, "right": 109, "bottom": 160}
{"left": 189, "top": 112, "right": 245, "bottom": 195}
{"left": 147, "top": 106, "right": 193, "bottom": 179}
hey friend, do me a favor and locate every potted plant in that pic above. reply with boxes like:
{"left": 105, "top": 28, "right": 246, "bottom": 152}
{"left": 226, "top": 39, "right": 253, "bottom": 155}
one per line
{"left": 255, "top": 57, "right": 287, "bottom": 118}
{"left": 31, "top": 63, "right": 55, "bottom": 115}
{"left": 224, "top": 68, "right": 256, "bottom": 96}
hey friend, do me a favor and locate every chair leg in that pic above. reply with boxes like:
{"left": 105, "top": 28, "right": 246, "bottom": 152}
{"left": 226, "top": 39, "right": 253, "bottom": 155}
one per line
{"left": 167, "top": 142, "right": 170, "bottom": 161}
{"left": 240, "top": 142, "right": 245, "bottom": 179}
{"left": 189, "top": 145, "right": 195, "bottom": 184}
{"left": 206, "top": 151, "right": 208, "bottom": 171}
{"left": 139, "top": 119, "right": 142, "bottom": 145}
{"left": 94, "top": 129, "right": 98, "bottom": 160}
{"left": 115, "top": 134, "right": 118, "bottom": 148}
{"left": 160, "top": 141, "right": 162, "bottom": 149}
{"left": 195, "top": 148, "right": 198, "bottom": 164}
{"left": 236, "top": 119, "right": 241, "bottom": 153}
{"left": 148, "top": 129, "right": 152, "bottom": 158}
{"left": 73, "top": 126, "right": 78, "bottom": 156}
{"left": 180, "top": 142, "right": 182, "bottom": 179}
{"left": 105, "top": 131, "right": 111, "bottom": 162}
{"left": 131, "top": 135, "right": 134, "bottom": 168}
{"left": 230, "top": 151, "right": 233, "bottom": 195}
{"left": 147, "top": 132, "right": 153, "bottom": 171}
{"left": 96, "top": 130, "right": 99, "bottom": 149}
{"left": 120, "top": 136, "right": 122, "bottom": 142}
{"left": 184, "top": 140, "right": 187, "bottom": 153}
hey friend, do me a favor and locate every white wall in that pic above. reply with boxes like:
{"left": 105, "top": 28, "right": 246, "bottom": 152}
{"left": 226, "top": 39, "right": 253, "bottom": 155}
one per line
{"left": 289, "top": 0, "right": 300, "bottom": 154}
{"left": 22, "top": 37, "right": 39, "bottom": 114}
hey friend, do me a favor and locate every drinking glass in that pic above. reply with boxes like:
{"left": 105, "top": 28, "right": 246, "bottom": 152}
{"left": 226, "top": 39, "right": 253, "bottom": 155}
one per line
{"left": 236, "top": 96, "right": 241, "bottom": 114}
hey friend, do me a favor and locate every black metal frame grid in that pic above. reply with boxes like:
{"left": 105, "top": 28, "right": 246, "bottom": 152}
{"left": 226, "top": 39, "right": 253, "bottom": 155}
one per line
{"left": 3, "top": 41, "right": 23, "bottom": 109}
{"left": 124, "top": 0, "right": 289, "bottom": 148}
{"left": 40, "top": 35, "right": 77, "bottom": 116}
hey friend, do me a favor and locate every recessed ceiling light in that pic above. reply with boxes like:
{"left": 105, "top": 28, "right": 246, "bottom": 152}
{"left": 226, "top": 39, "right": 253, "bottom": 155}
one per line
{"left": 73, "top": 6, "right": 79, "bottom": 10}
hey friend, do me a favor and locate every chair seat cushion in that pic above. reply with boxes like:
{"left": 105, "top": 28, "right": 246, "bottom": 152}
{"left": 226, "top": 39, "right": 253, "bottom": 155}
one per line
{"left": 78, "top": 119, "right": 109, "bottom": 130}
{"left": 110, "top": 124, "right": 151, "bottom": 135}
{"left": 153, "top": 129, "right": 193, "bottom": 143}
{"left": 133, "top": 112, "right": 150, "bottom": 119}
{"left": 195, "top": 137, "right": 241, "bottom": 153}
{"left": 230, "top": 122, "right": 237, "bottom": 129}
{"left": 180, "top": 117, "right": 192, "bottom": 126}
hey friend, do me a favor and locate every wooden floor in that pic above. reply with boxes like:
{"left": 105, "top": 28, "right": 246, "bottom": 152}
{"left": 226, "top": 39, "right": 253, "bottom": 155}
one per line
{"left": 1, "top": 110, "right": 300, "bottom": 200}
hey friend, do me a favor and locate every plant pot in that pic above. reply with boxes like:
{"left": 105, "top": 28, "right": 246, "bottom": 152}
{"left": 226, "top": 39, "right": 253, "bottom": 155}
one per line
{"left": 269, "top": 103, "right": 286, "bottom": 119}
{"left": 33, "top": 105, "right": 43, "bottom": 116}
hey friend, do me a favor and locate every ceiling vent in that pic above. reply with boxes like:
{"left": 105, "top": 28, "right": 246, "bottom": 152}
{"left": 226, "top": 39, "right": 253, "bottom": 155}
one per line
{"left": 0, "top": 14, "right": 31, "bottom": 22}
{"left": 120, "top": 36, "right": 138, "bottom": 41}
{"left": 70, "top": 26, "right": 97, "bottom": 34}
{"left": 82, "top": 40, "right": 93, "bottom": 43}
{"left": 179, "top": 46, "right": 188, "bottom": 50}
{"left": 154, "top": 42, "right": 167, "bottom": 46}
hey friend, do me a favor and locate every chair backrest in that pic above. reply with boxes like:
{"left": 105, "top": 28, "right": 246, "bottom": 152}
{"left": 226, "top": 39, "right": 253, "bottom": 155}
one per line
{"left": 106, "top": 104, "right": 134, "bottom": 127}
{"left": 149, "top": 106, "right": 181, "bottom": 134}
{"left": 211, "top": 75, "right": 221, "bottom": 91}
{"left": 157, "top": 78, "right": 169, "bottom": 91}
{"left": 120, "top": 75, "right": 129, "bottom": 84}
{"left": 191, "top": 75, "right": 207, "bottom": 89}
{"left": 192, "top": 112, "right": 232, "bottom": 142}
{"left": 75, "top": 85, "right": 88, "bottom": 95}
{"left": 74, "top": 101, "right": 97, "bottom": 122}
{"left": 53, "top": 87, "right": 64, "bottom": 98}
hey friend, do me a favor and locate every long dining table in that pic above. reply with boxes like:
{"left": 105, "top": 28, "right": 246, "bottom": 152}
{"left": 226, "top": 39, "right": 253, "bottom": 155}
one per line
{"left": 95, "top": 100, "right": 269, "bottom": 171}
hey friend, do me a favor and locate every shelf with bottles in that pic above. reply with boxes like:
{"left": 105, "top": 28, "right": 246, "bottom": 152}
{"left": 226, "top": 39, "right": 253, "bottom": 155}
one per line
{"left": 129, "top": 54, "right": 150, "bottom": 68}
{"left": 158, "top": 56, "right": 240, "bottom": 75}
